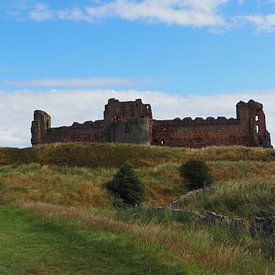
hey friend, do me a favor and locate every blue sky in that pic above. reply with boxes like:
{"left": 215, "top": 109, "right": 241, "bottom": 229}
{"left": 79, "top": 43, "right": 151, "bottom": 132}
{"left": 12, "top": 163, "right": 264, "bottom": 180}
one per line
{"left": 0, "top": 0, "right": 275, "bottom": 147}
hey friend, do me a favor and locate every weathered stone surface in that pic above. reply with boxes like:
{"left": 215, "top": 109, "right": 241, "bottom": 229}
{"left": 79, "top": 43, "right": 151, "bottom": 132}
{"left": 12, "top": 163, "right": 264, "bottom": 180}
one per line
{"left": 166, "top": 208, "right": 248, "bottom": 231}
{"left": 250, "top": 217, "right": 275, "bottom": 238}
{"left": 202, "top": 211, "right": 230, "bottom": 226}
{"left": 31, "top": 98, "right": 272, "bottom": 148}
{"left": 169, "top": 189, "right": 204, "bottom": 209}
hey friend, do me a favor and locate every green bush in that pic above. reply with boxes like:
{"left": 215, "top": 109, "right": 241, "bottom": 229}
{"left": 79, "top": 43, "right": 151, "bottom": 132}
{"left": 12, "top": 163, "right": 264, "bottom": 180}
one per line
{"left": 106, "top": 164, "right": 144, "bottom": 207}
{"left": 180, "top": 159, "right": 213, "bottom": 190}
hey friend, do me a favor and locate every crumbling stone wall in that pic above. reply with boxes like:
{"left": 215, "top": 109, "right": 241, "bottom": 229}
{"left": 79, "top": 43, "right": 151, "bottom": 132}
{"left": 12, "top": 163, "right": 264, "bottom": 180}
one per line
{"left": 31, "top": 99, "right": 272, "bottom": 148}
{"left": 152, "top": 118, "right": 243, "bottom": 147}
{"left": 43, "top": 120, "right": 105, "bottom": 144}
{"left": 250, "top": 217, "right": 275, "bottom": 237}
{"left": 152, "top": 100, "right": 272, "bottom": 148}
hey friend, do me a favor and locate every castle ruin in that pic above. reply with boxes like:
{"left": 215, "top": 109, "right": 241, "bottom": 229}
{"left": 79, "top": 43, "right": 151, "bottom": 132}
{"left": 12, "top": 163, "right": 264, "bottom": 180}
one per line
{"left": 31, "top": 99, "right": 272, "bottom": 148}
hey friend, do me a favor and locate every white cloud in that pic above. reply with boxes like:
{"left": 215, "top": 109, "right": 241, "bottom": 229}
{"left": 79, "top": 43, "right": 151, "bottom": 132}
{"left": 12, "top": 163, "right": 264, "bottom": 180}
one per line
{"left": 0, "top": 89, "right": 274, "bottom": 148}
{"left": 5, "top": 77, "right": 146, "bottom": 87}
{"left": 29, "top": 3, "right": 54, "bottom": 22}
{"left": 4, "top": 1, "right": 275, "bottom": 31}
{"left": 243, "top": 14, "right": 275, "bottom": 32}
{"left": 84, "top": 0, "right": 228, "bottom": 27}
{"left": 56, "top": 8, "right": 91, "bottom": 22}
{"left": 24, "top": 0, "right": 228, "bottom": 27}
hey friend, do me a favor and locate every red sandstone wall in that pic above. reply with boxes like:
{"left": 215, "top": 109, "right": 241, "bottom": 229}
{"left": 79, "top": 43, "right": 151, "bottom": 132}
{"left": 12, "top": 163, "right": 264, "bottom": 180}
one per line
{"left": 152, "top": 120, "right": 247, "bottom": 148}
{"left": 43, "top": 120, "right": 106, "bottom": 144}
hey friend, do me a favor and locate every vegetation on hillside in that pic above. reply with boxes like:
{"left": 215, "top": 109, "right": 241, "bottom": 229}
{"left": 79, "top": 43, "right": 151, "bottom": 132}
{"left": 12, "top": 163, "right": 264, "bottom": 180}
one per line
{"left": 0, "top": 142, "right": 274, "bottom": 273}
{"left": 106, "top": 163, "right": 145, "bottom": 207}
{"left": 0, "top": 142, "right": 275, "bottom": 168}
{"left": 180, "top": 159, "right": 213, "bottom": 190}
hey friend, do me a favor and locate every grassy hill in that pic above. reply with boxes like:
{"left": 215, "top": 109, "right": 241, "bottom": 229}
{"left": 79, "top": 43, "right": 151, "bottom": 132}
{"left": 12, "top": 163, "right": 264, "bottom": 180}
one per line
{"left": 0, "top": 142, "right": 274, "bottom": 274}
{"left": 0, "top": 142, "right": 275, "bottom": 167}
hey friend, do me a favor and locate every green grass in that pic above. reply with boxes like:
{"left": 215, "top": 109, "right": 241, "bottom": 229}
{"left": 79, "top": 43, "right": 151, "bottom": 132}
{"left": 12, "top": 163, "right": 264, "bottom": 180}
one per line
{"left": 0, "top": 163, "right": 183, "bottom": 207}
{"left": 0, "top": 142, "right": 275, "bottom": 168}
{"left": 17, "top": 202, "right": 275, "bottom": 274}
{"left": 0, "top": 143, "right": 274, "bottom": 273}
{"left": 0, "top": 205, "right": 206, "bottom": 274}
{"left": 178, "top": 177, "right": 275, "bottom": 218}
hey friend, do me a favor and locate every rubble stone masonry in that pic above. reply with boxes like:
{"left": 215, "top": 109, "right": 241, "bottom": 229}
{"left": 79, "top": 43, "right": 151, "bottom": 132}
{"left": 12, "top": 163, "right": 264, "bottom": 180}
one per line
{"left": 31, "top": 98, "right": 272, "bottom": 148}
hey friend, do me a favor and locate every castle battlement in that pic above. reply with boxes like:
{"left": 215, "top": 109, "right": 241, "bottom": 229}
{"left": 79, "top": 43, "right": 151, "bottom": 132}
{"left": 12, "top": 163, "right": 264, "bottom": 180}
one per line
{"left": 155, "top": 117, "right": 240, "bottom": 126}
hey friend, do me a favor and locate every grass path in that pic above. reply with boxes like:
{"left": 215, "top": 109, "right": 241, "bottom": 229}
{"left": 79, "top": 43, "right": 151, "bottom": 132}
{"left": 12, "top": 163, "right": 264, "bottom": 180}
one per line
{"left": 0, "top": 206, "right": 205, "bottom": 274}
{"left": 20, "top": 202, "right": 275, "bottom": 274}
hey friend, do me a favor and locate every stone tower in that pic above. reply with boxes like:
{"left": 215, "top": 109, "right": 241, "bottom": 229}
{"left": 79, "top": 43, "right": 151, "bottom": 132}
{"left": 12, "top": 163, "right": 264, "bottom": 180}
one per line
{"left": 104, "top": 98, "right": 153, "bottom": 144}
{"left": 236, "top": 100, "right": 271, "bottom": 147}
{"left": 31, "top": 110, "right": 51, "bottom": 145}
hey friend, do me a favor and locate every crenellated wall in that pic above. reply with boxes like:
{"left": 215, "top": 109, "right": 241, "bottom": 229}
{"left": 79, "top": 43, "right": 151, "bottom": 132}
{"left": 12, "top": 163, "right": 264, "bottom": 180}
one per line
{"left": 152, "top": 118, "right": 243, "bottom": 148}
{"left": 31, "top": 99, "right": 272, "bottom": 148}
{"left": 152, "top": 100, "right": 272, "bottom": 148}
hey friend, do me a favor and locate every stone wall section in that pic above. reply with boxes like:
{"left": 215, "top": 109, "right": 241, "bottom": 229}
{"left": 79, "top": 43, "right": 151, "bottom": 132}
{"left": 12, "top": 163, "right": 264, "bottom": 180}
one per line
{"left": 153, "top": 119, "right": 244, "bottom": 147}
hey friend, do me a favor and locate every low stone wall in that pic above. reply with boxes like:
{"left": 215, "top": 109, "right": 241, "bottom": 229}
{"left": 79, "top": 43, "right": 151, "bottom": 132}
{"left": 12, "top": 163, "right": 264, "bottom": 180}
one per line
{"left": 167, "top": 190, "right": 274, "bottom": 237}
{"left": 250, "top": 217, "right": 275, "bottom": 238}
{"left": 169, "top": 189, "right": 204, "bottom": 209}
{"left": 198, "top": 211, "right": 247, "bottom": 229}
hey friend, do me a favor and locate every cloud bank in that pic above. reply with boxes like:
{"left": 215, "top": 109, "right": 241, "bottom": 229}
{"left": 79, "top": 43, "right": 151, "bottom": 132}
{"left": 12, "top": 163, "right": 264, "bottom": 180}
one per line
{"left": 27, "top": 0, "right": 228, "bottom": 27}
{"left": 243, "top": 14, "right": 275, "bottom": 32}
{"left": 3, "top": 0, "right": 275, "bottom": 31}
{"left": 0, "top": 89, "right": 274, "bottom": 148}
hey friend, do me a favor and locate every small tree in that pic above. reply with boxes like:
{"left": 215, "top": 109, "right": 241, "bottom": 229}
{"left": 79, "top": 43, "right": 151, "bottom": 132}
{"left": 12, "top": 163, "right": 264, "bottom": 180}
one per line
{"left": 106, "top": 164, "right": 144, "bottom": 207}
{"left": 180, "top": 160, "right": 213, "bottom": 190}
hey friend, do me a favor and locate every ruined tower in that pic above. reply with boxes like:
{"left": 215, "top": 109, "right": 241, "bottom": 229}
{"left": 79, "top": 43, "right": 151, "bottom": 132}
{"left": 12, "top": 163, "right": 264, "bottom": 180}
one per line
{"left": 104, "top": 98, "right": 153, "bottom": 144}
{"left": 236, "top": 100, "right": 271, "bottom": 147}
{"left": 31, "top": 110, "right": 51, "bottom": 145}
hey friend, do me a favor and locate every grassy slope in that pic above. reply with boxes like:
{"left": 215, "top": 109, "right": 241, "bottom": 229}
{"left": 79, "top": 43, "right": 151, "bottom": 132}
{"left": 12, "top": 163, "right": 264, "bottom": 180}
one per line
{"left": 0, "top": 206, "right": 202, "bottom": 274}
{"left": 1, "top": 203, "right": 274, "bottom": 274}
{"left": 0, "top": 142, "right": 274, "bottom": 274}
{"left": 0, "top": 160, "right": 274, "bottom": 218}
{"left": 0, "top": 142, "right": 275, "bottom": 168}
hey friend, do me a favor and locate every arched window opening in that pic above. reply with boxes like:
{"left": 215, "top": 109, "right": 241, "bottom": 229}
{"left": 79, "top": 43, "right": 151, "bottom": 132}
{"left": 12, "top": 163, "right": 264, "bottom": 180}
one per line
{"left": 161, "top": 139, "right": 165, "bottom": 145}
{"left": 255, "top": 115, "right": 259, "bottom": 122}
{"left": 256, "top": 125, "right": 260, "bottom": 134}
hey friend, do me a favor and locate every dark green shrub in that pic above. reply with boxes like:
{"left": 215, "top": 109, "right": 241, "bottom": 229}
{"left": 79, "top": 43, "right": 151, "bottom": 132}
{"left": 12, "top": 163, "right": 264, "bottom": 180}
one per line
{"left": 106, "top": 164, "right": 144, "bottom": 207}
{"left": 180, "top": 159, "right": 213, "bottom": 190}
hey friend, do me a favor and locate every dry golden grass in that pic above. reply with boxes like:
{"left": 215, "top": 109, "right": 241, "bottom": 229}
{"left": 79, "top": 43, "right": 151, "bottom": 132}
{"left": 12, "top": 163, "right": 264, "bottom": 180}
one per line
{"left": 1, "top": 160, "right": 275, "bottom": 214}
{"left": 0, "top": 143, "right": 275, "bottom": 168}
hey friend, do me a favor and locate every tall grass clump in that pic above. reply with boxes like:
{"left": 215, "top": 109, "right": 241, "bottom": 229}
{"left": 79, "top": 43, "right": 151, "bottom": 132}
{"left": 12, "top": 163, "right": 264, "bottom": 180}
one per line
{"left": 106, "top": 164, "right": 145, "bottom": 207}
{"left": 180, "top": 160, "right": 213, "bottom": 190}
